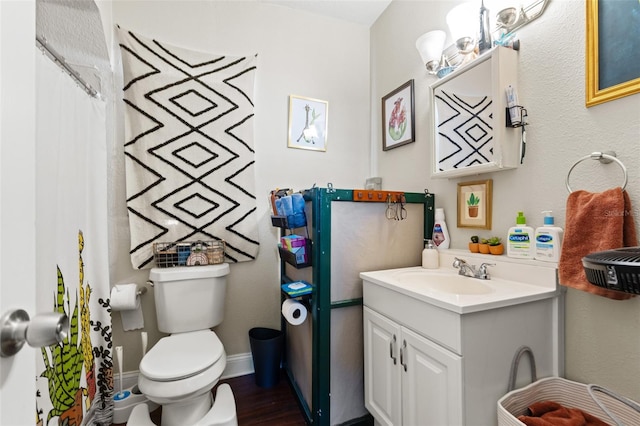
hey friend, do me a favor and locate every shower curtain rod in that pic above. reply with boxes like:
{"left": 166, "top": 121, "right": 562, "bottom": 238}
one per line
{"left": 36, "top": 36, "right": 100, "bottom": 99}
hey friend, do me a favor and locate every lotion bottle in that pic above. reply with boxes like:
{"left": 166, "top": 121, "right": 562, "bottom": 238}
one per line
{"left": 507, "top": 211, "right": 535, "bottom": 259}
{"left": 534, "top": 211, "right": 564, "bottom": 262}
{"left": 432, "top": 208, "right": 450, "bottom": 249}
{"left": 422, "top": 239, "right": 439, "bottom": 269}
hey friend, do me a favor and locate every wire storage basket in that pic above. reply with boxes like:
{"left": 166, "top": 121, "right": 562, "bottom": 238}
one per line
{"left": 153, "top": 240, "right": 225, "bottom": 268}
{"left": 498, "top": 347, "right": 640, "bottom": 426}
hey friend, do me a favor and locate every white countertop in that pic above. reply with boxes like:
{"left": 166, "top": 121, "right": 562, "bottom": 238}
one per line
{"left": 360, "top": 249, "right": 560, "bottom": 314}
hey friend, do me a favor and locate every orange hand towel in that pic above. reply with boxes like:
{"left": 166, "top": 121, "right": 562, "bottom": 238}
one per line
{"left": 518, "top": 400, "right": 610, "bottom": 426}
{"left": 558, "top": 187, "right": 638, "bottom": 300}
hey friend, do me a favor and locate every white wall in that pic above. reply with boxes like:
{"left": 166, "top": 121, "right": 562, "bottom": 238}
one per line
{"left": 99, "top": 0, "right": 640, "bottom": 402}
{"left": 107, "top": 1, "right": 372, "bottom": 371}
{"left": 372, "top": 0, "right": 640, "bottom": 400}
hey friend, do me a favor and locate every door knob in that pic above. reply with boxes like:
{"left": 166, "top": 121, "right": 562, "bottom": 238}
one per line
{"left": 0, "top": 309, "right": 68, "bottom": 357}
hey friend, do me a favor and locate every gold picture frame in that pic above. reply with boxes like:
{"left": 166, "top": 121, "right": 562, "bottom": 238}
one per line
{"left": 288, "top": 95, "right": 328, "bottom": 151}
{"left": 457, "top": 179, "right": 492, "bottom": 229}
{"left": 586, "top": 0, "right": 640, "bottom": 107}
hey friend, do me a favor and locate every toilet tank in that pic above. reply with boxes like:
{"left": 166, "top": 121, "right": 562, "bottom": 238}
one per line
{"left": 149, "top": 264, "right": 230, "bottom": 333}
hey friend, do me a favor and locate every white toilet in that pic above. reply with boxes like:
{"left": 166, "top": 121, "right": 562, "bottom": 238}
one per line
{"left": 127, "top": 263, "right": 238, "bottom": 426}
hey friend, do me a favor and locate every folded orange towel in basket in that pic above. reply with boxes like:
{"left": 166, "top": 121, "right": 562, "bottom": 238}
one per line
{"left": 518, "top": 400, "right": 609, "bottom": 426}
{"left": 558, "top": 187, "right": 638, "bottom": 300}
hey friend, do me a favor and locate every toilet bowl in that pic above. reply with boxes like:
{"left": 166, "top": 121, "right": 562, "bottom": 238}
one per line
{"left": 128, "top": 383, "right": 237, "bottom": 426}
{"left": 132, "top": 330, "right": 234, "bottom": 425}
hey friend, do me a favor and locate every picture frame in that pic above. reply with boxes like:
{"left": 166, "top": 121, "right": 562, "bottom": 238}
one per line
{"left": 287, "top": 95, "right": 328, "bottom": 151}
{"left": 586, "top": 0, "right": 640, "bottom": 107}
{"left": 382, "top": 79, "right": 415, "bottom": 151}
{"left": 457, "top": 179, "right": 492, "bottom": 229}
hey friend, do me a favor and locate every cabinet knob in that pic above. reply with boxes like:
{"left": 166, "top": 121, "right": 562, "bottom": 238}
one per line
{"left": 400, "top": 340, "right": 408, "bottom": 372}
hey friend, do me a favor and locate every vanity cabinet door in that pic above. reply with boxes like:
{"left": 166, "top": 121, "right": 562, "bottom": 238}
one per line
{"left": 401, "top": 326, "right": 463, "bottom": 426}
{"left": 364, "top": 307, "right": 402, "bottom": 426}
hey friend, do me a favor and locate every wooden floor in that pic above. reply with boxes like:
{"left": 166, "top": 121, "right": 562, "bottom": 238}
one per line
{"left": 112, "top": 370, "right": 307, "bottom": 425}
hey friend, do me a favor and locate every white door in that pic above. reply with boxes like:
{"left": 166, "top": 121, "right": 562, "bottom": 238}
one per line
{"left": 0, "top": 1, "right": 38, "bottom": 425}
{"left": 401, "top": 326, "right": 463, "bottom": 426}
{"left": 363, "top": 307, "right": 402, "bottom": 426}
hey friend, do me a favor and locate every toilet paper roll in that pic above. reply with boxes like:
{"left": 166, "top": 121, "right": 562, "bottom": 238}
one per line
{"left": 110, "top": 284, "right": 144, "bottom": 331}
{"left": 282, "top": 298, "right": 307, "bottom": 326}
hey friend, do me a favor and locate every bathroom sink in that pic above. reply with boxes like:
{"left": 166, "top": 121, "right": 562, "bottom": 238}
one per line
{"left": 392, "top": 270, "right": 493, "bottom": 295}
{"left": 360, "top": 250, "right": 560, "bottom": 314}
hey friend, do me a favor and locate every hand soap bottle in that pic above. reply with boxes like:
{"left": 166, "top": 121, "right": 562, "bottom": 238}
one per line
{"left": 422, "top": 239, "right": 439, "bottom": 269}
{"left": 535, "top": 211, "right": 564, "bottom": 262}
{"left": 432, "top": 208, "right": 450, "bottom": 249}
{"left": 507, "top": 211, "right": 535, "bottom": 259}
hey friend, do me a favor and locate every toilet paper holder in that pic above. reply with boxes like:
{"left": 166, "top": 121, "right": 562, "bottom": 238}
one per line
{"left": 0, "top": 309, "right": 69, "bottom": 357}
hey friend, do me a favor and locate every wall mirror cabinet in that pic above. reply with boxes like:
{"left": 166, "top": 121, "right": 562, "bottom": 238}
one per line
{"left": 429, "top": 46, "right": 521, "bottom": 179}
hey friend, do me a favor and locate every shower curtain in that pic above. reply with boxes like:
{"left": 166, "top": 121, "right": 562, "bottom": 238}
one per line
{"left": 34, "top": 50, "right": 112, "bottom": 425}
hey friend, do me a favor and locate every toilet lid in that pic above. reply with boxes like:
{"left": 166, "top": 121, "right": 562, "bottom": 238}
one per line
{"left": 140, "top": 330, "right": 224, "bottom": 381}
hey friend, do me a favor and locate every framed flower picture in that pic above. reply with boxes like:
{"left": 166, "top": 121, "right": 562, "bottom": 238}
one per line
{"left": 382, "top": 80, "right": 415, "bottom": 151}
{"left": 457, "top": 179, "right": 492, "bottom": 229}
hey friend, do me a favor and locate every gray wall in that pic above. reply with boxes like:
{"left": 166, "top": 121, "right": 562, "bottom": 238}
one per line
{"left": 371, "top": 0, "right": 640, "bottom": 400}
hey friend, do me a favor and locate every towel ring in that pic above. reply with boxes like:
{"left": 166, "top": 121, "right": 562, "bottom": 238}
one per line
{"left": 565, "top": 151, "right": 628, "bottom": 193}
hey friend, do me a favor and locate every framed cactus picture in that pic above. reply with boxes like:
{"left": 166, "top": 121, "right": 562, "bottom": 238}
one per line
{"left": 457, "top": 179, "right": 492, "bottom": 229}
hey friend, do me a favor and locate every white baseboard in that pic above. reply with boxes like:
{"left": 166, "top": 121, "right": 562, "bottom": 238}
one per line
{"left": 221, "top": 352, "right": 254, "bottom": 379}
{"left": 120, "top": 352, "right": 255, "bottom": 384}
{"left": 115, "top": 370, "right": 141, "bottom": 390}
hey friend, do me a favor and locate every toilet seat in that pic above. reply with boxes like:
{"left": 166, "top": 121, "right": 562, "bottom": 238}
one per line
{"left": 141, "top": 330, "right": 223, "bottom": 381}
{"left": 138, "top": 330, "right": 226, "bottom": 404}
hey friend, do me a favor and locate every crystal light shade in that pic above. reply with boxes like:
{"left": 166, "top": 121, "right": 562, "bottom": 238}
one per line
{"left": 446, "top": 2, "right": 478, "bottom": 54}
{"left": 415, "top": 30, "right": 447, "bottom": 74}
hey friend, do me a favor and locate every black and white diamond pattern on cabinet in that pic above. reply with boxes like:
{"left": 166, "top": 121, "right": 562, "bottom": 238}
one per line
{"left": 118, "top": 27, "right": 259, "bottom": 268}
{"left": 434, "top": 91, "right": 493, "bottom": 172}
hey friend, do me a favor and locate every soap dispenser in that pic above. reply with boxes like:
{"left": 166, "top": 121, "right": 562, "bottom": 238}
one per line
{"left": 535, "top": 211, "right": 564, "bottom": 262}
{"left": 422, "top": 239, "right": 439, "bottom": 269}
{"left": 507, "top": 211, "right": 535, "bottom": 259}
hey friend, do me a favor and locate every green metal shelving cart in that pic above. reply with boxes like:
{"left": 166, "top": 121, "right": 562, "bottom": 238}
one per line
{"left": 275, "top": 186, "right": 435, "bottom": 425}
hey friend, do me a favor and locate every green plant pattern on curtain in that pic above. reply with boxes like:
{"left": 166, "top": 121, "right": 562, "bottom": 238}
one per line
{"left": 37, "top": 231, "right": 113, "bottom": 426}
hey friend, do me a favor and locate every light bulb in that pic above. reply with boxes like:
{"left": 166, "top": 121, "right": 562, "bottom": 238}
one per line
{"left": 446, "top": 2, "right": 478, "bottom": 54}
{"left": 415, "top": 30, "right": 447, "bottom": 74}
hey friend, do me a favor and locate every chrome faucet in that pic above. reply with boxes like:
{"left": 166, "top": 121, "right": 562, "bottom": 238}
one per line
{"left": 452, "top": 257, "right": 495, "bottom": 280}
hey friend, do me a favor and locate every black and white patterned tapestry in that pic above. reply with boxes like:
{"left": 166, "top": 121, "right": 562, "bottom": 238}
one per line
{"left": 118, "top": 28, "right": 259, "bottom": 268}
{"left": 434, "top": 91, "right": 493, "bottom": 172}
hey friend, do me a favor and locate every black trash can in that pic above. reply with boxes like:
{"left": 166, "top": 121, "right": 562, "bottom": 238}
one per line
{"left": 248, "top": 327, "right": 283, "bottom": 388}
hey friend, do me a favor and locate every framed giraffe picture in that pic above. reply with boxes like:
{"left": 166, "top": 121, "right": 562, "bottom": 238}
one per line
{"left": 287, "top": 95, "right": 328, "bottom": 152}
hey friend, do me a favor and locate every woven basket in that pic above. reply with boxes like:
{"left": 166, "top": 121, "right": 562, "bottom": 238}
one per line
{"left": 153, "top": 240, "right": 225, "bottom": 268}
{"left": 498, "top": 377, "right": 640, "bottom": 425}
{"left": 499, "top": 346, "right": 640, "bottom": 425}
{"left": 499, "top": 375, "right": 640, "bottom": 425}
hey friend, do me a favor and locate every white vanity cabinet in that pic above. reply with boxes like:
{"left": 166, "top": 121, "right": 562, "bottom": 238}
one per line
{"left": 362, "top": 259, "right": 562, "bottom": 426}
{"left": 430, "top": 46, "right": 521, "bottom": 178}
{"left": 364, "top": 307, "right": 462, "bottom": 426}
